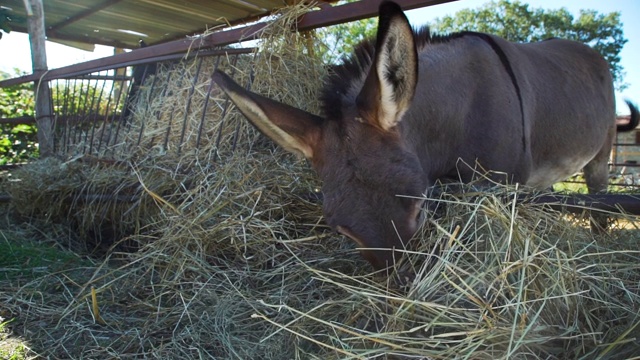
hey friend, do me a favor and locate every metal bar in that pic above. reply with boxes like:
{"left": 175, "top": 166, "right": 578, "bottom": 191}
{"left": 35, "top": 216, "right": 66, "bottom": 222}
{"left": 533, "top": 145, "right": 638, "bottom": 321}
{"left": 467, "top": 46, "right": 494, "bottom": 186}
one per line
{"left": 106, "top": 69, "right": 130, "bottom": 150}
{"left": 71, "top": 79, "right": 94, "bottom": 149}
{"left": 522, "top": 193, "right": 640, "bottom": 215}
{"left": 84, "top": 77, "right": 104, "bottom": 152}
{"left": 231, "top": 66, "right": 255, "bottom": 152}
{"left": 114, "top": 67, "right": 135, "bottom": 140}
{"left": 0, "top": 48, "right": 254, "bottom": 87}
{"left": 61, "top": 79, "right": 74, "bottom": 153}
{"left": 135, "top": 67, "right": 159, "bottom": 146}
{"left": 295, "top": 0, "right": 457, "bottom": 29}
{"left": 88, "top": 75, "right": 109, "bottom": 154}
{"left": 52, "top": 79, "right": 62, "bottom": 153}
{"left": 613, "top": 143, "right": 640, "bottom": 147}
{"left": 4, "top": 114, "right": 120, "bottom": 125}
{"left": 177, "top": 56, "right": 205, "bottom": 155}
{"left": 213, "top": 53, "right": 243, "bottom": 159}
{"left": 0, "top": 117, "right": 37, "bottom": 125}
{"left": 67, "top": 79, "right": 83, "bottom": 149}
{"left": 196, "top": 55, "right": 223, "bottom": 149}
{"left": 72, "top": 75, "right": 132, "bottom": 81}
{"left": 141, "top": 64, "right": 171, "bottom": 148}
{"left": 158, "top": 64, "right": 181, "bottom": 150}
{"left": 95, "top": 75, "right": 118, "bottom": 154}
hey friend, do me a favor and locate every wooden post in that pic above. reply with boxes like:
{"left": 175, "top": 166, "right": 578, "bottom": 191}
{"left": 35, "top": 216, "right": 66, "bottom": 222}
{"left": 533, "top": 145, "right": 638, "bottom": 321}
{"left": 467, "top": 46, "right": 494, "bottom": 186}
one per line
{"left": 112, "top": 47, "right": 126, "bottom": 114}
{"left": 26, "top": 0, "right": 54, "bottom": 157}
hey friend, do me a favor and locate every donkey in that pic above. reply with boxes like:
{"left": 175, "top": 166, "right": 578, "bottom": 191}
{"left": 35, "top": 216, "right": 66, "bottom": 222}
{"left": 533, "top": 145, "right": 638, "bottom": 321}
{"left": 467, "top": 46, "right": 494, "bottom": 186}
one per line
{"left": 213, "top": 1, "right": 639, "bottom": 270}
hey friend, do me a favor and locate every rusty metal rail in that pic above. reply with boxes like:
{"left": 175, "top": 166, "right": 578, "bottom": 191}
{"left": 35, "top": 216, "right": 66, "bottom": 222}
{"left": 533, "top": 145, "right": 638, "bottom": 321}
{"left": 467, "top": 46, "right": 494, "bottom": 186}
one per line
{"left": 522, "top": 193, "right": 640, "bottom": 215}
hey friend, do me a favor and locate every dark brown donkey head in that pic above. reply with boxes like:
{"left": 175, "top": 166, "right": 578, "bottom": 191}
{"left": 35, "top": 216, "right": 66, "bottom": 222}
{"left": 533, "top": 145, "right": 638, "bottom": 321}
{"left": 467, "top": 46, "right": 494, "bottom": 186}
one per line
{"left": 213, "top": 2, "right": 426, "bottom": 269}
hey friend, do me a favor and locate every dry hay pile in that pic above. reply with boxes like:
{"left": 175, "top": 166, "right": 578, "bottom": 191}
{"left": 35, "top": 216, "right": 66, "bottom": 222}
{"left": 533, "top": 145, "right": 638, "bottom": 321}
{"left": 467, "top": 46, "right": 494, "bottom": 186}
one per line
{"left": 3, "top": 3, "right": 640, "bottom": 359}
{"left": 7, "top": 156, "right": 183, "bottom": 253}
{"left": 3, "top": 176, "right": 640, "bottom": 358}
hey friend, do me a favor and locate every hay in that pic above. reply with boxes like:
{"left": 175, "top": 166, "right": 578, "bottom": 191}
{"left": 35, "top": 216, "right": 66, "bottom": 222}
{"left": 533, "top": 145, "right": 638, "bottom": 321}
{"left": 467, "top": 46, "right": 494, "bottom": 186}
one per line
{"left": 8, "top": 156, "right": 181, "bottom": 254}
{"left": 2, "top": 3, "right": 640, "bottom": 359}
{"left": 76, "top": 2, "right": 328, "bottom": 162}
{"left": 3, "top": 175, "right": 640, "bottom": 358}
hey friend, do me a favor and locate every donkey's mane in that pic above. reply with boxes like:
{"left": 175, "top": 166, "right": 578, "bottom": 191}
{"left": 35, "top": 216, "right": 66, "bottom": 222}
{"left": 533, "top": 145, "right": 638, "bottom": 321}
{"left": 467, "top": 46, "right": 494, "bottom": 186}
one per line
{"left": 320, "top": 26, "right": 468, "bottom": 120}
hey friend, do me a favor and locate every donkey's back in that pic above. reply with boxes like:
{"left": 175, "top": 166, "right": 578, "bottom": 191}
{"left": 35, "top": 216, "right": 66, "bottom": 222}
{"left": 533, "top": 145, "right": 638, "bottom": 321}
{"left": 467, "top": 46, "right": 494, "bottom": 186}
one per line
{"left": 505, "top": 37, "right": 615, "bottom": 189}
{"left": 404, "top": 33, "right": 616, "bottom": 191}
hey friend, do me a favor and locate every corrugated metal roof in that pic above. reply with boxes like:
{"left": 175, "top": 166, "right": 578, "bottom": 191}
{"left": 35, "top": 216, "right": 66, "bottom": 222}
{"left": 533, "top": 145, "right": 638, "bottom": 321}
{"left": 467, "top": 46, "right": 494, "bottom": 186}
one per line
{"left": 0, "top": 0, "right": 456, "bottom": 89}
{"left": 3, "top": 0, "right": 333, "bottom": 49}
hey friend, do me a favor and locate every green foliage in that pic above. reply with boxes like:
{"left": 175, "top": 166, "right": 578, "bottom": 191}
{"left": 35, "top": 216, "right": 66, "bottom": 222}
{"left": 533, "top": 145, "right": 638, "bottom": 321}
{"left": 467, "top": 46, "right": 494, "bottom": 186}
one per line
{"left": 317, "top": 1, "right": 627, "bottom": 90}
{"left": 0, "top": 124, "right": 38, "bottom": 164}
{"left": 0, "top": 71, "right": 34, "bottom": 118}
{"left": 317, "top": 17, "right": 377, "bottom": 63}
{"left": 430, "top": 0, "right": 627, "bottom": 90}
{"left": 0, "top": 318, "right": 27, "bottom": 360}
{"left": 0, "top": 70, "right": 38, "bottom": 164}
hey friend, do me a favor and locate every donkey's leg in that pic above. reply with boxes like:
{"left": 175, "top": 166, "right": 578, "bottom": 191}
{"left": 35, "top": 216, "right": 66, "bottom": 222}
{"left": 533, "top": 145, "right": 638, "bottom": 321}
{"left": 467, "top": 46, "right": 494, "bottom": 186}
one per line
{"left": 583, "top": 129, "right": 615, "bottom": 233}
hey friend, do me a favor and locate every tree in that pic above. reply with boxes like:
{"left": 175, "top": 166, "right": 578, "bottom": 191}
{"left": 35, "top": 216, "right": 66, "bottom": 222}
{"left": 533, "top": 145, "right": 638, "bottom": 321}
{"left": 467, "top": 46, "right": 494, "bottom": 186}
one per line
{"left": 317, "top": 0, "right": 627, "bottom": 90}
{"left": 316, "top": 17, "right": 377, "bottom": 64}
{"left": 0, "top": 70, "right": 38, "bottom": 164}
{"left": 430, "top": 0, "right": 627, "bottom": 89}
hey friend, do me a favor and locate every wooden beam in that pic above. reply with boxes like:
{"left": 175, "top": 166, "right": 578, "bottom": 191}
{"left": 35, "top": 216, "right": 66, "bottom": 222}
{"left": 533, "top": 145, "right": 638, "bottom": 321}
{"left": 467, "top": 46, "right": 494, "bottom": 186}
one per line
{"left": 296, "top": 0, "right": 457, "bottom": 29}
{"left": 49, "top": 31, "right": 149, "bottom": 50}
{"left": 26, "top": 0, "right": 54, "bottom": 157}
{"left": 0, "top": 116, "right": 37, "bottom": 125}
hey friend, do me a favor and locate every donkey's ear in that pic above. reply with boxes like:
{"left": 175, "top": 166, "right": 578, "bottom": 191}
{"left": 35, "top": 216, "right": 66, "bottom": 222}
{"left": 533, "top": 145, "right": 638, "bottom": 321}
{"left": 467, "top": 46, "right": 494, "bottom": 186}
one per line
{"left": 213, "top": 71, "right": 323, "bottom": 159}
{"left": 356, "top": 1, "right": 417, "bottom": 131}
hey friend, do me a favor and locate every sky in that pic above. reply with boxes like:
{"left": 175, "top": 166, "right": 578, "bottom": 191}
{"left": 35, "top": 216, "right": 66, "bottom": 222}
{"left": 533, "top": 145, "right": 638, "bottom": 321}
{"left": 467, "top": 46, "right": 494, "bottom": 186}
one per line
{"left": 0, "top": 0, "right": 638, "bottom": 114}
